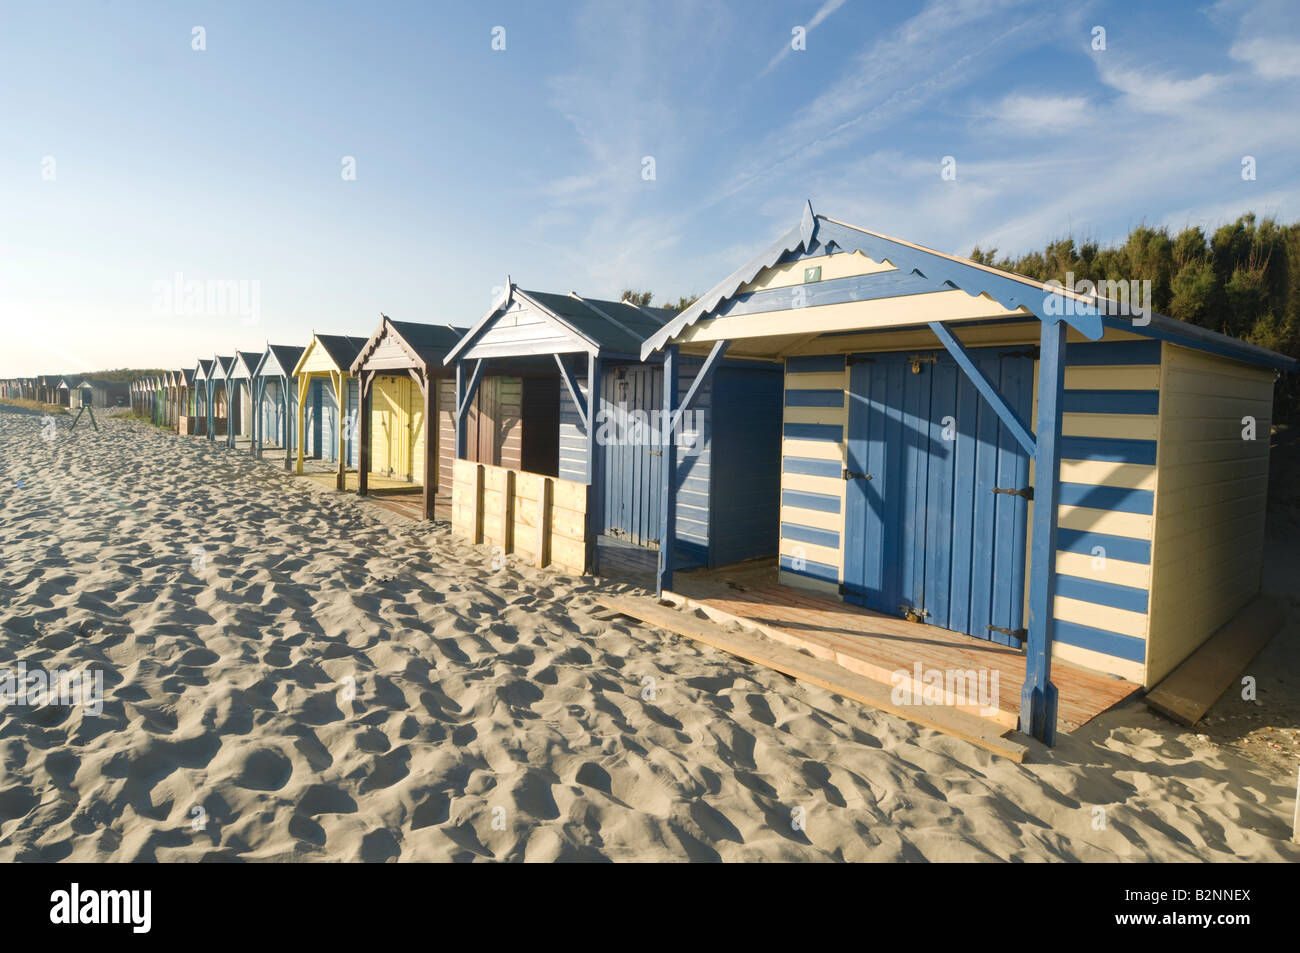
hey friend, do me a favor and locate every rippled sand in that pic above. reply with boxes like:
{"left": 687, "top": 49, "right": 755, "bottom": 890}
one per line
{"left": 0, "top": 406, "right": 1296, "bottom": 861}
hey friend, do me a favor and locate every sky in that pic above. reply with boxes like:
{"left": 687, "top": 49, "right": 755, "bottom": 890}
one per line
{"left": 1, "top": 0, "right": 1298, "bottom": 376}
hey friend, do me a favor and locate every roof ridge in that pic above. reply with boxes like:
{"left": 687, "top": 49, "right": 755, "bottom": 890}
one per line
{"left": 568, "top": 292, "right": 641, "bottom": 341}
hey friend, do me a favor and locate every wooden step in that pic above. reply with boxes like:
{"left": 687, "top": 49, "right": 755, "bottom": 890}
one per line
{"left": 1146, "top": 594, "right": 1287, "bottom": 727}
{"left": 595, "top": 595, "right": 1029, "bottom": 762}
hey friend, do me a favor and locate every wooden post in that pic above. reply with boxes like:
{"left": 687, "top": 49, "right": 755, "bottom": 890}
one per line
{"left": 206, "top": 378, "right": 215, "bottom": 442}
{"left": 359, "top": 371, "right": 371, "bottom": 497}
{"left": 227, "top": 381, "right": 235, "bottom": 449}
{"left": 656, "top": 345, "right": 678, "bottom": 596}
{"left": 536, "top": 476, "right": 551, "bottom": 568}
{"left": 283, "top": 375, "right": 294, "bottom": 471}
{"left": 584, "top": 353, "right": 602, "bottom": 574}
{"left": 335, "top": 371, "right": 347, "bottom": 491}
{"left": 296, "top": 375, "right": 307, "bottom": 475}
{"left": 1021, "top": 319, "right": 1066, "bottom": 746}
{"left": 471, "top": 464, "right": 485, "bottom": 544}
{"left": 251, "top": 379, "right": 261, "bottom": 456}
{"left": 421, "top": 371, "right": 435, "bottom": 520}
{"left": 454, "top": 361, "right": 466, "bottom": 461}
{"left": 501, "top": 468, "right": 515, "bottom": 554}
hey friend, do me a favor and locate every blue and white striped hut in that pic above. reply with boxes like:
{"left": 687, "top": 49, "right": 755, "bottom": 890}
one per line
{"left": 640, "top": 203, "right": 1297, "bottom": 744}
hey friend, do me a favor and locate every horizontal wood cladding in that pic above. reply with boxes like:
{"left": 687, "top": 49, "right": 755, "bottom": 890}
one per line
{"left": 1143, "top": 343, "right": 1276, "bottom": 687}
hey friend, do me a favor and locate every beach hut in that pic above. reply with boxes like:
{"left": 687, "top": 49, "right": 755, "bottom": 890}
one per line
{"left": 70, "top": 378, "right": 129, "bottom": 409}
{"left": 291, "top": 334, "right": 364, "bottom": 489}
{"left": 251, "top": 344, "right": 304, "bottom": 467}
{"left": 443, "top": 284, "right": 784, "bottom": 574}
{"left": 635, "top": 202, "right": 1298, "bottom": 744}
{"left": 206, "top": 356, "right": 234, "bottom": 441}
{"left": 190, "top": 359, "right": 214, "bottom": 436}
{"left": 349, "top": 316, "right": 495, "bottom": 519}
{"left": 225, "top": 351, "right": 262, "bottom": 448}
{"left": 174, "top": 369, "right": 191, "bottom": 431}
{"left": 54, "top": 377, "right": 72, "bottom": 407}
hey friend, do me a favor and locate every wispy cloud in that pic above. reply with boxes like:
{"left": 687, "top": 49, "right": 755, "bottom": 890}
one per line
{"left": 983, "top": 93, "right": 1091, "bottom": 133}
{"left": 1099, "top": 64, "right": 1222, "bottom": 113}
{"left": 760, "top": 0, "right": 849, "bottom": 77}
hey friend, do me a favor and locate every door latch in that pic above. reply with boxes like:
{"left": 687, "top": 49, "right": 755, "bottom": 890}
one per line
{"left": 842, "top": 469, "right": 872, "bottom": 481}
{"left": 987, "top": 625, "right": 1027, "bottom": 643}
{"left": 992, "top": 486, "right": 1033, "bottom": 500}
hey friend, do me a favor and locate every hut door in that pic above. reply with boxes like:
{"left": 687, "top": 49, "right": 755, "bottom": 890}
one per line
{"left": 601, "top": 364, "right": 663, "bottom": 548}
{"left": 843, "top": 349, "right": 1033, "bottom": 645}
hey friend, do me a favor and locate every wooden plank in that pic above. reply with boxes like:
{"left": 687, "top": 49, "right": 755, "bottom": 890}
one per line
{"left": 536, "top": 477, "right": 551, "bottom": 568}
{"left": 596, "top": 595, "right": 1028, "bottom": 761}
{"left": 1145, "top": 594, "right": 1286, "bottom": 726}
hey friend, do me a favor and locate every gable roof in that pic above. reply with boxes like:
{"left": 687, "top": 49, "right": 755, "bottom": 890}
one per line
{"left": 210, "top": 355, "right": 235, "bottom": 381}
{"left": 292, "top": 333, "right": 366, "bottom": 377}
{"left": 641, "top": 202, "right": 1298, "bottom": 373}
{"left": 444, "top": 284, "right": 675, "bottom": 364}
{"left": 253, "top": 343, "right": 306, "bottom": 378}
{"left": 231, "top": 351, "right": 262, "bottom": 379}
{"left": 352, "top": 315, "right": 467, "bottom": 374}
{"left": 195, "top": 358, "right": 214, "bottom": 381}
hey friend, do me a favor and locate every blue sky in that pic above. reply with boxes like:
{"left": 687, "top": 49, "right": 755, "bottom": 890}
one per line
{"left": 2, "top": 0, "right": 1298, "bottom": 376}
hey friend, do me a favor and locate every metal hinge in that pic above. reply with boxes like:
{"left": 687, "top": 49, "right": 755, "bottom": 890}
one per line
{"left": 992, "top": 485, "right": 1033, "bottom": 500}
{"left": 987, "top": 625, "right": 1027, "bottom": 643}
{"left": 899, "top": 604, "right": 929, "bottom": 622}
{"left": 648, "top": 450, "right": 662, "bottom": 456}
{"left": 842, "top": 469, "right": 872, "bottom": 481}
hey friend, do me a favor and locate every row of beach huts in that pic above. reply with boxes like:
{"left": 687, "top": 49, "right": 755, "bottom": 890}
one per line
{"left": 7, "top": 205, "right": 1295, "bottom": 748}
{"left": 0, "top": 376, "right": 129, "bottom": 410}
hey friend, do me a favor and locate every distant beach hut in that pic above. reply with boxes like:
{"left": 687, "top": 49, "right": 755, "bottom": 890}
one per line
{"left": 206, "top": 356, "right": 234, "bottom": 441}
{"left": 226, "top": 351, "right": 263, "bottom": 448}
{"left": 182, "top": 361, "right": 211, "bottom": 435}
{"left": 291, "top": 334, "right": 365, "bottom": 489}
{"left": 176, "top": 369, "right": 194, "bottom": 431}
{"left": 251, "top": 344, "right": 304, "bottom": 467}
{"left": 443, "top": 284, "right": 784, "bottom": 574}
{"left": 349, "top": 315, "right": 507, "bottom": 519}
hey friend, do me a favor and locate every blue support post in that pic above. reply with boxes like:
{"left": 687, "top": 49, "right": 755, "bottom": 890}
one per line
{"left": 656, "top": 345, "right": 678, "bottom": 596}
{"left": 1021, "top": 319, "right": 1066, "bottom": 745}
{"left": 206, "top": 378, "right": 215, "bottom": 442}
{"left": 584, "top": 353, "right": 603, "bottom": 573}
{"left": 282, "top": 376, "right": 293, "bottom": 471}
{"left": 928, "top": 321, "right": 1036, "bottom": 456}
{"left": 454, "top": 359, "right": 485, "bottom": 461}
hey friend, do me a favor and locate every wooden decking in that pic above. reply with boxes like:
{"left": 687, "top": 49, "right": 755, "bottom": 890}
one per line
{"left": 295, "top": 470, "right": 449, "bottom": 521}
{"left": 599, "top": 551, "right": 1140, "bottom": 738}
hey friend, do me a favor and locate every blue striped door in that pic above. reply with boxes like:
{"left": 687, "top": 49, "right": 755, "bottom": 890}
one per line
{"left": 844, "top": 349, "right": 1033, "bottom": 645}
{"left": 601, "top": 364, "right": 663, "bottom": 546}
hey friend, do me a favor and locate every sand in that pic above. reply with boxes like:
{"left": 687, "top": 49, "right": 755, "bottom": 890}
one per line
{"left": 1, "top": 404, "right": 1297, "bottom": 862}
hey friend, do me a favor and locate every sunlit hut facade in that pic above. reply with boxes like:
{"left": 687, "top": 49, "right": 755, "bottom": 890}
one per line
{"left": 639, "top": 203, "right": 1298, "bottom": 744}
{"left": 292, "top": 333, "right": 364, "bottom": 488}
{"left": 205, "top": 356, "right": 234, "bottom": 440}
{"left": 225, "top": 350, "right": 263, "bottom": 448}
{"left": 443, "top": 284, "right": 783, "bottom": 575}
{"left": 176, "top": 368, "right": 194, "bottom": 431}
{"left": 186, "top": 359, "right": 214, "bottom": 435}
{"left": 251, "top": 344, "right": 304, "bottom": 467}
{"left": 349, "top": 316, "right": 481, "bottom": 519}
